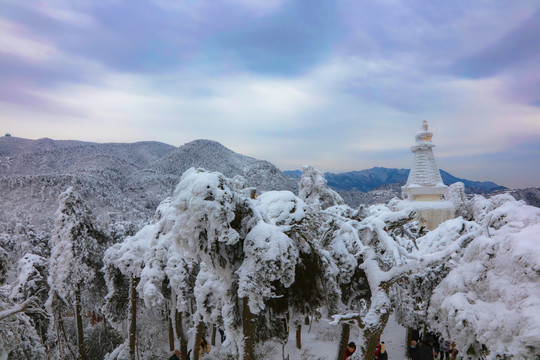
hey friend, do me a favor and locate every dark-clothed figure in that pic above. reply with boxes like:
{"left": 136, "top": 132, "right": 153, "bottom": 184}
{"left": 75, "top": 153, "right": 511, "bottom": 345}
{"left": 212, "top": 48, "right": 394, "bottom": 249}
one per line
{"left": 169, "top": 350, "right": 181, "bottom": 360}
{"left": 410, "top": 337, "right": 437, "bottom": 360}
{"left": 376, "top": 340, "right": 388, "bottom": 360}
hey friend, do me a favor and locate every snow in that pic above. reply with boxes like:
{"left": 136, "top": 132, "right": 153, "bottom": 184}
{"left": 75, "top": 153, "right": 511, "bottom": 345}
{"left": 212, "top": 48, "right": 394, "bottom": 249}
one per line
{"left": 430, "top": 195, "right": 540, "bottom": 359}
{"left": 395, "top": 199, "right": 454, "bottom": 211}
{"left": 257, "top": 191, "right": 307, "bottom": 226}
{"left": 238, "top": 220, "right": 298, "bottom": 314}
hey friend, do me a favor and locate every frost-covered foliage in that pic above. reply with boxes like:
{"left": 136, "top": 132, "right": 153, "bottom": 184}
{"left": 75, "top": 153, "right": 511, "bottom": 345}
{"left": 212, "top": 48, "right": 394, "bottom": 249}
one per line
{"left": 48, "top": 186, "right": 111, "bottom": 305}
{"left": 0, "top": 246, "right": 7, "bottom": 285}
{"left": 390, "top": 218, "right": 479, "bottom": 329}
{"left": 2, "top": 151, "right": 537, "bottom": 360}
{"left": 47, "top": 186, "right": 115, "bottom": 358}
{"left": 1, "top": 257, "right": 47, "bottom": 360}
{"left": 0, "top": 224, "right": 50, "bottom": 282}
{"left": 445, "top": 181, "right": 467, "bottom": 217}
{"left": 299, "top": 165, "right": 344, "bottom": 210}
{"left": 10, "top": 254, "right": 48, "bottom": 303}
{"left": 0, "top": 288, "right": 47, "bottom": 360}
{"left": 429, "top": 195, "right": 540, "bottom": 359}
{"left": 103, "top": 168, "right": 307, "bottom": 359}
{"left": 103, "top": 196, "right": 182, "bottom": 358}
{"left": 238, "top": 220, "right": 298, "bottom": 313}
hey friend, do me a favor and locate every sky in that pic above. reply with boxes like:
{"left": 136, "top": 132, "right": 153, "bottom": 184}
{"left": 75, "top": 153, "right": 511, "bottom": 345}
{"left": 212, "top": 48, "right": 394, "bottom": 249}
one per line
{"left": 1, "top": 0, "right": 540, "bottom": 188}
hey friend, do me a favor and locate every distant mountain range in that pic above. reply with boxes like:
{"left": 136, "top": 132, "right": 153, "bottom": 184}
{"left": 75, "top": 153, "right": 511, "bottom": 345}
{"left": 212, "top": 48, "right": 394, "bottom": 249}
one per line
{"left": 0, "top": 135, "right": 536, "bottom": 236}
{"left": 283, "top": 167, "right": 506, "bottom": 194}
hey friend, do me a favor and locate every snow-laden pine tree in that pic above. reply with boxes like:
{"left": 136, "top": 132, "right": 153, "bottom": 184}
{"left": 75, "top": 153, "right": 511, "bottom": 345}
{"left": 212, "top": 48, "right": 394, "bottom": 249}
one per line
{"left": 0, "top": 250, "right": 48, "bottom": 359}
{"left": 47, "top": 186, "right": 113, "bottom": 360}
{"left": 246, "top": 190, "right": 328, "bottom": 350}
{"left": 105, "top": 169, "right": 304, "bottom": 360}
{"left": 103, "top": 198, "right": 175, "bottom": 360}
{"left": 0, "top": 288, "right": 47, "bottom": 360}
{"left": 171, "top": 168, "right": 303, "bottom": 360}
{"left": 9, "top": 253, "right": 49, "bottom": 351}
{"left": 429, "top": 194, "right": 540, "bottom": 359}
{"left": 295, "top": 166, "right": 484, "bottom": 360}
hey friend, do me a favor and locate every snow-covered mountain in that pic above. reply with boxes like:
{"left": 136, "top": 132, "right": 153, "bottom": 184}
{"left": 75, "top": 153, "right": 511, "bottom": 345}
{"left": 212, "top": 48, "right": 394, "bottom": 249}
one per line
{"left": 0, "top": 136, "right": 296, "bottom": 233}
{"left": 152, "top": 139, "right": 296, "bottom": 192}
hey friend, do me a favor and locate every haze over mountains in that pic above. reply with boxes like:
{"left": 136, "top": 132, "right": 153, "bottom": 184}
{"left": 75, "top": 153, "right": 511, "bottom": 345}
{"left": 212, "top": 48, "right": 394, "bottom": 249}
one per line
{"left": 1, "top": 135, "right": 537, "bottom": 234}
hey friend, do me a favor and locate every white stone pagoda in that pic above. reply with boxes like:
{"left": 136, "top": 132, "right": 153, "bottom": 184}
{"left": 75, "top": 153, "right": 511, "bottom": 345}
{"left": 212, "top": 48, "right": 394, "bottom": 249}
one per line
{"left": 396, "top": 121, "right": 455, "bottom": 230}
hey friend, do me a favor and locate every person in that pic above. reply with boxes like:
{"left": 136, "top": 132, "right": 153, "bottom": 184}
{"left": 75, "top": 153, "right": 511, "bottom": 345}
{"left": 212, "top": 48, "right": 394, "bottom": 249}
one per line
{"left": 410, "top": 335, "right": 437, "bottom": 360}
{"left": 375, "top": 338, "right": 388, "bottom": 360}
{"left": 433, "top": 332, "right": 441, "bottom": 356}
{"left": 345, "top": 341, "right": 356, "bottom": 359}
{"left": 439, "top": 339, "right": 451, "bottom": 359}
{"left": 449, "top": 342, "right": 458, "bottom": 360}
{"left": 169, "top": 350, "right": 181, "bottom": 360}
{"left": 199, "top": 337, "right": 211, "bottom": 358}
{"left": 218, "top": 328, "right": 226, "bottom": 343}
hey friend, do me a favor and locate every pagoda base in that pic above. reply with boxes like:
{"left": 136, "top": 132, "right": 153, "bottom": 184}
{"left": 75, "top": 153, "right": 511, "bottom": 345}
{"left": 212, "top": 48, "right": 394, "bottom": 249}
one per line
{"left": 394, "top": 199, "right": 455, "bottom": 230}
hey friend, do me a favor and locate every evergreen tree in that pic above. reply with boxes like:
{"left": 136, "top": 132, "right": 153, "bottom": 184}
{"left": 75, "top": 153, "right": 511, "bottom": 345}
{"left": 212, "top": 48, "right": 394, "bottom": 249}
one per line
{"left": 47, "top": 186, "right": 112, "bottom": 359}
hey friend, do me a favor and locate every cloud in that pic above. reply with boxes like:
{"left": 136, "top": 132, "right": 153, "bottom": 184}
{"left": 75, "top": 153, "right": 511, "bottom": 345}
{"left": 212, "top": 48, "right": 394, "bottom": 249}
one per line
{"left": 1, "top": 0, "right": 540, "bottom": 187}
{"left": 449, "top": 7, "right": 540, "bottom": 78}
{"left": 0, "top": 19, "right": 57, "bottom": 60}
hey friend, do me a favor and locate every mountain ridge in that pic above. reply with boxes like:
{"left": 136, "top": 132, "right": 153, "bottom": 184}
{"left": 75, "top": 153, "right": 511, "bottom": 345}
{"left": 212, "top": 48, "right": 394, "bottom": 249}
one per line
{"left": 0, "top": 136, "right": 296, "bottom": 233}
{"left": 283, "top": 167, "right": 504, "bottom": 194}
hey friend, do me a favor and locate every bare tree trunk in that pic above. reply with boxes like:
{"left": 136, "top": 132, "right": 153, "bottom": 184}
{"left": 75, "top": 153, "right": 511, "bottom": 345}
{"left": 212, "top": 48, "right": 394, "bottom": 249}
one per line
{"left": 169, "top": 312, "right": 175, "bottom": 351}
{"left": 129, "top": 276, "right": 139, "bottom": 360}
{"left": 296, "top": 323, "right": 302, "bottom": 349}
{"left": 336, "top": 323, "right": 350, "bottom": 360}
{"left": 361, "top": 312, "right": 390, "bottom": 360}
{"left": 175, "top": 310, "right": 188, "bottom": 360}
{"left": 193, "top": 319, "right": 205, "bottom": 360}
{"left": 75, "top": 284, "right": 87, "bottom": 360}
{"left": 211, "top": 324, "right": 217, "bottom": 346}
{"left": 242, "top": 297, "right": 256, "bottom": 360}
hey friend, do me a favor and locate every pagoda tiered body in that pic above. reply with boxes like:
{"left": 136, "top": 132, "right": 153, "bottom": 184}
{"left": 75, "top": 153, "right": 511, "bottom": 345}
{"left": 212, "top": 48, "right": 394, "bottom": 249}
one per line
{"left": 402, "top": 120, "right": 447, "bottom": 201}
{"left": 396, "top": 121, "right": 455, "bottom": 230}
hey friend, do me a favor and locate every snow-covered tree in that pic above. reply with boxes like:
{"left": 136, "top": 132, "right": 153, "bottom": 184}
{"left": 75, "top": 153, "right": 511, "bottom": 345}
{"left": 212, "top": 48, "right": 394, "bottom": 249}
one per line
{"left": 103, "top": 202, "right": 169, "bottom": 360}
{"left": 429, "top": 195, "right": 540, "bottom": 359}
{"left": 299, "top": 165, "right": 344, "bottom": 211}
{"left": 171, "top": 168, "right": 298, "bottom": 360}
{"left": 0, "top": 252, "right": 48, "bottom": 360}
{"left": 116, "top": 168, "right": 305, "bottom": 360}
{"left": 446, "top": 181, "right": 468, "bottom": 218}
{"left": 0, "top": 288, "right": 47, "bottom": 360}
{"left": 47, "top": 186, "right": 113, "bottom": 360}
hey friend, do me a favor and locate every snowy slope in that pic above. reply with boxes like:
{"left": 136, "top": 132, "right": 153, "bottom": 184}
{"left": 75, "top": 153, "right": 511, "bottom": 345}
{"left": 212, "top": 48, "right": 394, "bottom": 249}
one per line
{"left": 0, "top": 137, "right": 296, "bottom": 234}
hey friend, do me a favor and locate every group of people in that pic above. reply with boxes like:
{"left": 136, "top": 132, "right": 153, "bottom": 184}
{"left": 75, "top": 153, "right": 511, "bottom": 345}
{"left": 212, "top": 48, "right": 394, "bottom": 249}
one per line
{"left": 169, "top": 337, "right": 211, "bottom": 360}
{"left": 343, "top": 331, "right": 457, "bottom": 360}
{"left": 344, "top": 336, "right": 388, "bottom": 360}
{"left": 409, "top": 332, "right": 459, "bottom": 360}
{"left": 169, "top": 331, "right": 459, "bottom": 360}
